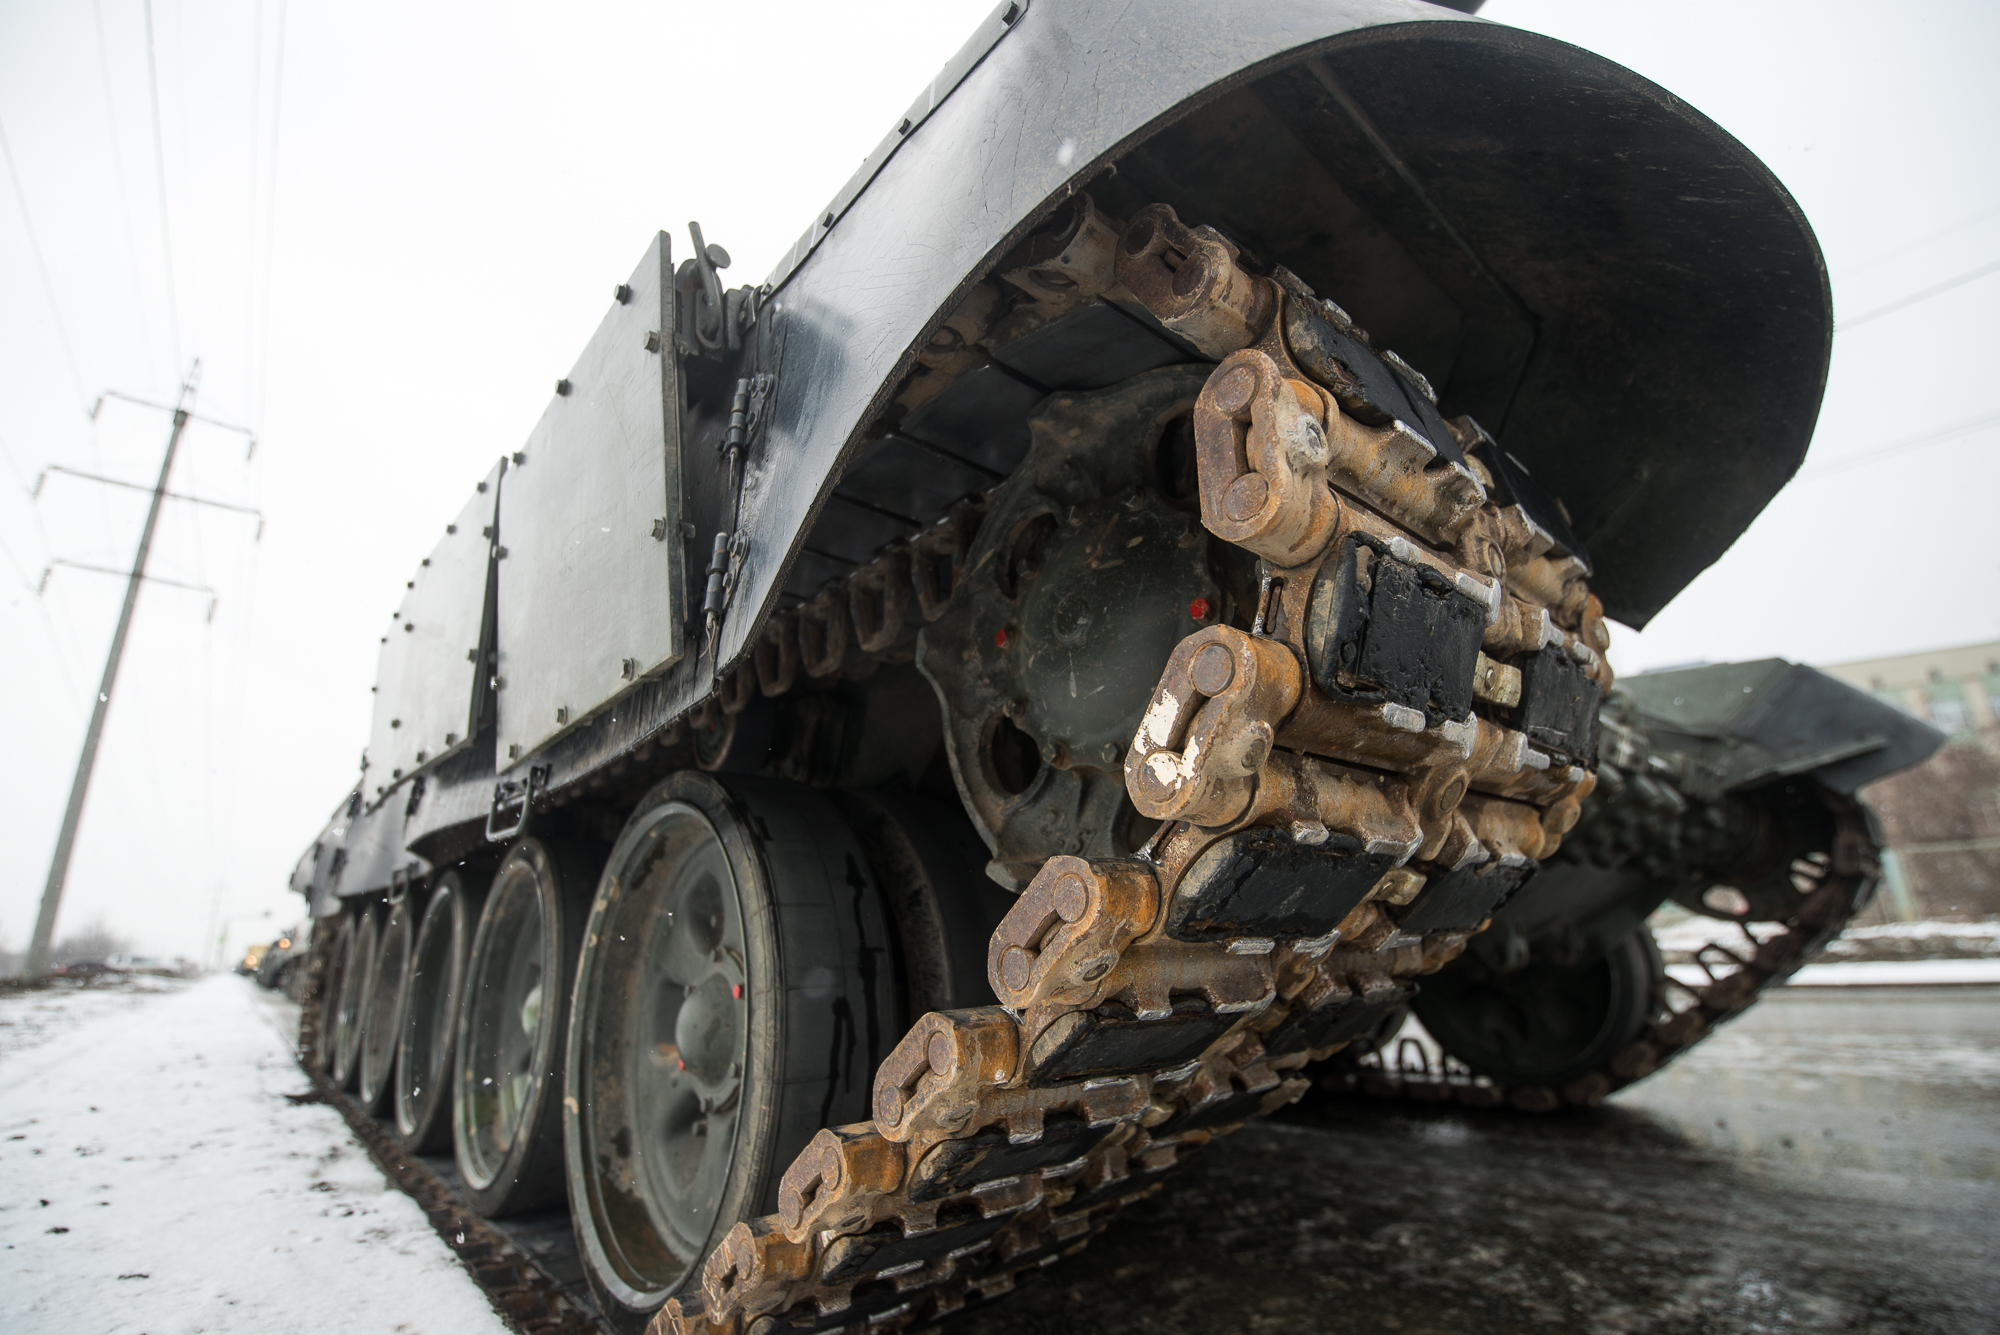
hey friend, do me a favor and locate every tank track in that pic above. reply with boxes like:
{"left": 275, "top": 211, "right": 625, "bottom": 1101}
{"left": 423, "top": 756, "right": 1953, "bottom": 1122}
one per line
{"left": 1326, "top": 794, "right": 1881, "bottom": 1112}
{"left": 288, "top": 195, "right": 1786, "bottom": 1335}
{"left": 662, "top": 203, "right": 1622, "bottom": 1335}
{"left": 288, "top": 808, "right": 1880, "bottom": 1335}
{"left": 296, "top": 938, "right": 609, "bottom": 1334}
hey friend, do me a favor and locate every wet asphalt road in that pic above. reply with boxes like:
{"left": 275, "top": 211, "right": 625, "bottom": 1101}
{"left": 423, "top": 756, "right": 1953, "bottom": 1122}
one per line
{"left": 957, "top": 986, "right": 2000, "bottom": 1335}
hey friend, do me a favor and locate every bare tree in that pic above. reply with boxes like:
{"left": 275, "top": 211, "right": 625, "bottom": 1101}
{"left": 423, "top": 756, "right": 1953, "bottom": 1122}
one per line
{"left": 50, "top": 918, "right": 134, "bottom": 964}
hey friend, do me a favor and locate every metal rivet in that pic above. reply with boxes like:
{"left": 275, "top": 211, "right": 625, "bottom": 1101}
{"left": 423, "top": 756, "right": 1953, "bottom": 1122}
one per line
{"left": 614, "top": 283, "right": 633, "bottom": 305}
{"left": 621, "top": 658, "right": 637, "bottom": 680}
{"left": 556, "top": 706, "right": 570, "bottom": 724}
{"left": 555, "top": 378, "right": 572, "bottom": 396}
{"left": 508, "top": 743, "right": 521, "bottom": 760}
{"left": 644, "top": 330, "right": 661, "bottom": 353}
{"left": 650, "top": 518, "right": 668, "bottom": 541}
{"left": 511, "top": 451, "right": 525, "bottom": 465}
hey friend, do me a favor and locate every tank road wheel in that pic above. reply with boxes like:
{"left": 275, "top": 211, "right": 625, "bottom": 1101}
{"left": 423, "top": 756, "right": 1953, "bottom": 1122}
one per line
{"left": 357, "top": 897, "right": 413, "bottom": 1114}
{"left": 564, "top": 774, "right": 904, "bottom": 1331}
{"left": 308, "top": 913, "right": 351, "bottom": 1074}
{"left": 1413, "top": 926, "right": 1665, "bottom": 1088}
{"left": 395, "top": 867, "right": 486, "bottom": 1153}
{"left": 454, "top": 838, "right": 598, "bottom": 1217}
{"left": 331, "top": 902, "right": 380, "bottom": 1091}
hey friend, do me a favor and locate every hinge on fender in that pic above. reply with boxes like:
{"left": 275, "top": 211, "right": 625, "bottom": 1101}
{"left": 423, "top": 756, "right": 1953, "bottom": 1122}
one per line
{"left": 676, "top": 223, "right": 763, "bottom": 360}
{"left": 703, "top": 373, "right": 773, "bottom": 658}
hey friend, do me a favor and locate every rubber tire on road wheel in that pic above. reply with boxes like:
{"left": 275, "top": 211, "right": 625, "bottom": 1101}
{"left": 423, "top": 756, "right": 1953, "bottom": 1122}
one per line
{"left": 332, "top": 903, "right": 380, "bottom": 1092}
{"left": 455, "top": 836, "right": 599, "bottom": 1218}
{"left": 396, "top": 868, "right": 486, "bottom": 1153}
{"left": 310, "top": 914, "right": 352, "bottom": 1074}
{"left": 1413, "top": 925, "right": 1665, "bottom": 1088}
{"left": 834, "top": 789, "right": 1014, "bottom": 1013}
{"left": 357, "top": 897, "right": 414, "bottom": 1115}
{"left": 564, "top": 774, "right": 905, "bottom": 1332}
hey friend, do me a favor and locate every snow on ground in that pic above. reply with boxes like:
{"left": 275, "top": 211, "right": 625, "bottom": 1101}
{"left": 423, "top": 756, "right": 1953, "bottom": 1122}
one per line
{"left": 1786, "top": 958, "right": 2000, "bottom": 986}
{"left": 0, "top": 974, "right": 509, "bottom": 1335}
{"left": 1651, "top": 913, "right": 2000, "bottom": 968}
{"left": 1664, "top": 958, "right": 2000, "bottom": 987}
{"left": 1835, "top": 919, "right": 2000, "bottom": 943}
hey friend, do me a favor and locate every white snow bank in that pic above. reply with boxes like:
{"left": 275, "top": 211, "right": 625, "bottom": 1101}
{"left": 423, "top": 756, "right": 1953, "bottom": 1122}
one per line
{"left": 0, "top": 975, "right": 510, "bottom": 1335}
{"left": 1787, "top": 958, "right": 2000, "bottom": 986}
{"left": 1649, "top": 916, "right": 1787, "bottom": 953}
{"left": 1667, "top": 958, "right": 2000, "bottom": 989}
{"left": 1650, "top": 915, "right": 2000, "bottom": 963}
{"left": 1836, "top": 918, "right": 2000, "bottom": 941}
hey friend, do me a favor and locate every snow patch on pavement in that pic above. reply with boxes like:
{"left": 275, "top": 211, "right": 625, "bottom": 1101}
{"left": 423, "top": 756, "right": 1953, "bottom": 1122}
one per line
{"left": 1, "top": 974, "right": 509, "bottom": 1335}
{"left": 1665, "top": 958, "right": 2000, "bottom": 988}
{"left": 1788, "top": 958, "right": 2000, "bottom": 986}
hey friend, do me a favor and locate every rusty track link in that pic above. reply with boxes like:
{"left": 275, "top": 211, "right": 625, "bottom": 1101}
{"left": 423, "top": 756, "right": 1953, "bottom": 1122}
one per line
{"left": 1329, "top": 795, "right": 1880, "bottom": 1113}
{"left": 295, "top": 943, "right": 609, "bottom": 1335}
{"left": 294, "top": 193, "right": 1714, "bottom": 1335}
{"left": 658, "top": 203, "right": 1619, "bottom": 1335}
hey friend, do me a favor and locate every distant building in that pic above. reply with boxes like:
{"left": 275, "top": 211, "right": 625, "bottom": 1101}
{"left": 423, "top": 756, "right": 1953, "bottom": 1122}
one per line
{"left": 1820, "top": 639, "right": 2000, "bottom": 737}
{"left": 1820, "top": 639, "right": 2000, "bottom": 922}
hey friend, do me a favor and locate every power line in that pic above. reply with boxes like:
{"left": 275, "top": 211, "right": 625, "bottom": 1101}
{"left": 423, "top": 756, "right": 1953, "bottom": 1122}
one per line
{"left": 42, "top": 557, "right": 215, "bottom": 596}
{"left": 254, "top": 0, "right": 289, "bottom": 430}
{"left": 1845, "top": 200, "right": 2000, "bottom": 279}
{"left": 0, "top": 427, "right": 70, "bottom": 569}
{"left": 92, "top": 0, "right": 160, "bottom": 382}
{"left": 143, "top": 0, "right": 184, "bottom": 374}
{"left": 1794, "top": 409, "right": 2000, "bottom": 482}
{"left": 0, "top": 527, "right": 36, "bottom": 592}
{"left": 0, "top": 117, "right": 91, "bottom": 412}
{"left": 0, "top": 427, "right": 34, "bottom": 493}
{"left": 35, "top": 464, "right": 267, "bottom": 532}
{"left": 1837, "top": 257, "right": 2000, "bottom": 332}
{"left": 245, "top": 1, "right": 264, "bottom": 424}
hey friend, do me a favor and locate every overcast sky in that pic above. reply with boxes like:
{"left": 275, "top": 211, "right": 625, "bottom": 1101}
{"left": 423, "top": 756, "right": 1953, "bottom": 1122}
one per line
{"left": 2, "top": 0, "right": 1995, "bottom": 963}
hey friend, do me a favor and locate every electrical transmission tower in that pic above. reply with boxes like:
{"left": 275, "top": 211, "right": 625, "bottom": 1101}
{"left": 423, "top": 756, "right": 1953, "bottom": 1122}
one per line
{"left": 23, "top": 360, "right": 262, "bottom": 976}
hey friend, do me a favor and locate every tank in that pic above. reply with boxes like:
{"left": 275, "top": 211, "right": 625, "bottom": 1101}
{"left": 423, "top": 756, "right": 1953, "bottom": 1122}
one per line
{"left": 284, "top": 3, "right": 1942, "bottom": 1331}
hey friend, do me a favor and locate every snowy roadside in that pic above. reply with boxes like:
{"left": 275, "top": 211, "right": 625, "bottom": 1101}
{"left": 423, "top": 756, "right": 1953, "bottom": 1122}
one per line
{"left": 0, "top": 974, "right": 510, "bottom": 1335}
{"left": 1649, "top": 914, "right": 2000, "bottom": 986}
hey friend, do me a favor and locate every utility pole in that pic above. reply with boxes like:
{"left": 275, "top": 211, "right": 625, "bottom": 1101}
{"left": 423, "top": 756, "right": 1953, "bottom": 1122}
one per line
{"left": 24, "top": 362, "right": 202, "bottom": 977}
